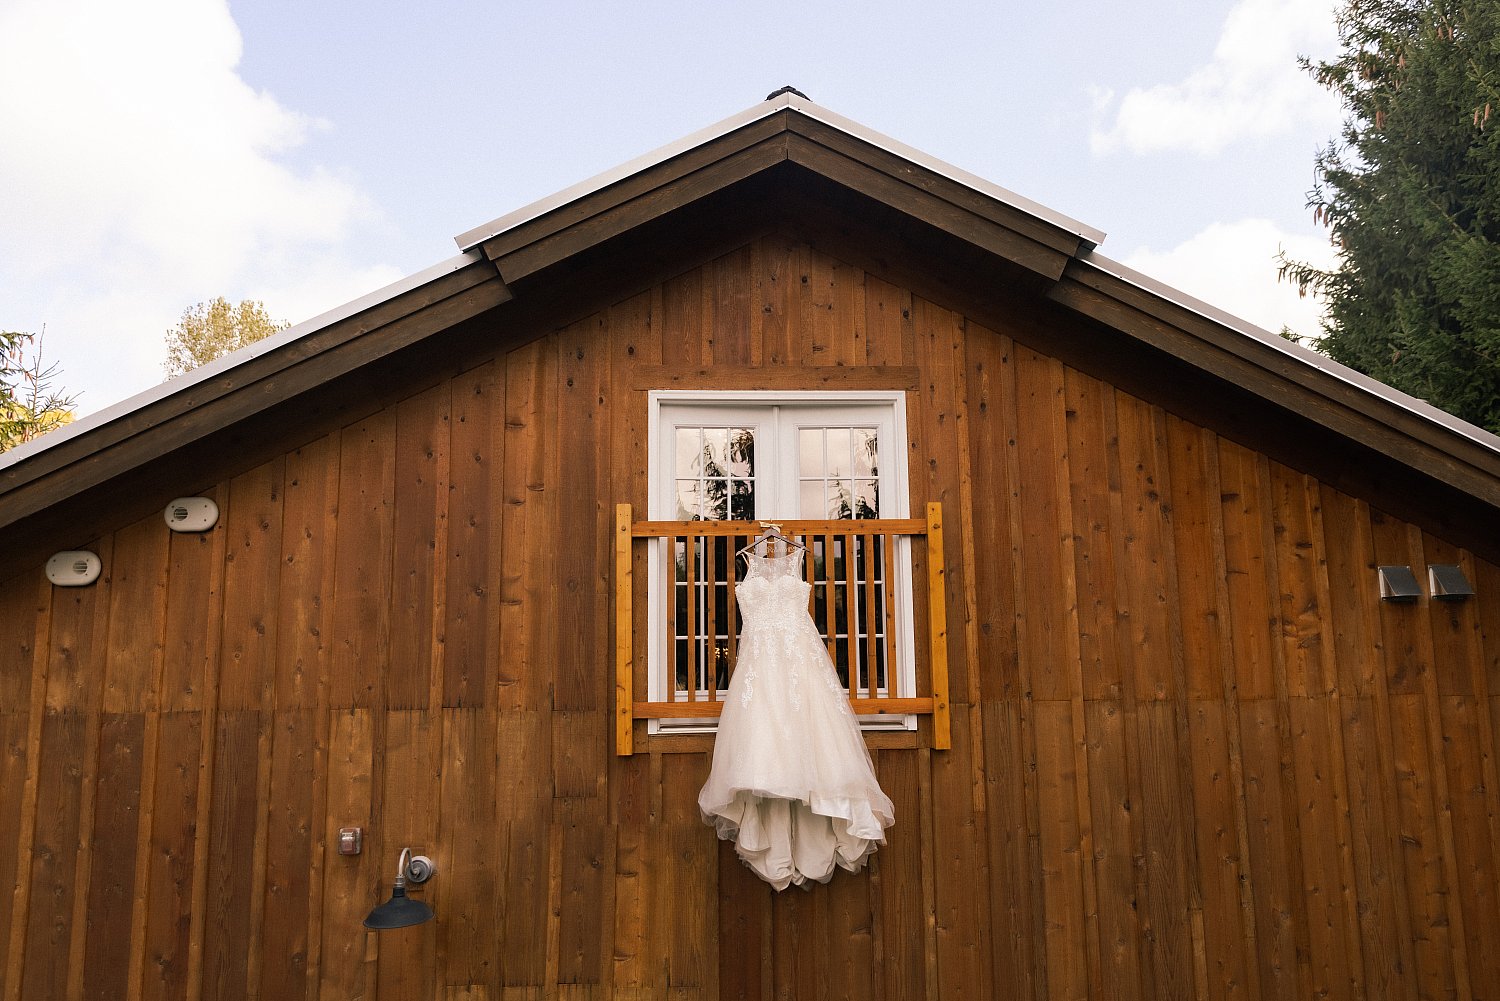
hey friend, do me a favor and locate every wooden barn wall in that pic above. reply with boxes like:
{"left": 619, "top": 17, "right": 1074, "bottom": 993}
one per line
{"left": 2, "top": 234, "right": 1500, "bottom": 1001}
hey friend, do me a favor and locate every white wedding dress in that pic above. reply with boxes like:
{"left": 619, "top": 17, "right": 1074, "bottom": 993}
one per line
{"left": 698, "top": 548, "right": 894, "bottom": 890}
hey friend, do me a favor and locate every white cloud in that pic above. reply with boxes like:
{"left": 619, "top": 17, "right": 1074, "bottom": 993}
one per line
{"left": 1122, "top": 218, "right": 1335, "bottom": 341}
{"left": 0, "top": 0, "right": 397, "bottom": 415}
{"left": 1092, "top": 0, "right": 1341, "bottom": 156}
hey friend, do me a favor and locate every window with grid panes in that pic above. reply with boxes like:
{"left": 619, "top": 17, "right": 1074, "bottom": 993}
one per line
{"left": 647, "top": 392, "right": 916, "bottom": 733}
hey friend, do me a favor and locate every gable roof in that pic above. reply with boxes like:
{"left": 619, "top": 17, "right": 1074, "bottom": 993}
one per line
{"left": 3, "top": 92, "right": 1500, "bottom": 577}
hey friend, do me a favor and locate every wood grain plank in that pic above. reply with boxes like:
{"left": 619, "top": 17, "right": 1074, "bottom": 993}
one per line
{"left": 1287, "top": 697, "right": 1357, "bottom": 999}
{"left": 662, "top": 753, "right": 714, "bottom": 993}
{"left": 1238, "top": 700, "right": 1301, "bottom": 1000}
{"left": 329, "top": 413, "right": 397, "bottom": 710}
{"left": 1339, "top": 693, "right": 1419, "bottom": 1001}
{"left": 863, "top": 273, "right": 912, "bottom": 368}
{"left": 1064, "top": 369, "right": 1123, "bottom": 703}
{"left": 435, "top": 709, "right": 500, "bottom": 995}
{"left": 556, "top": 313, "right": 608, "bottom": 713}
{"left": 660, "top": 267, "right": 705, "bottom": 368}
{"left": 140, "top": 711, "right": 202, "bottom": 1001}
{"left": 260, "top": 709, "right": 317, "bottom": 1001}
{"left": 1009, "top": 347, "right": 1075, "bottom": 703}
{"left": 611, "top": 752, "right": 654, "bottom": 992}
{"left": 81, "top": 713, "right": 145, "bottom": 1001}
{"left": 445, "top": 361, "right": 503, "bottom": 709}
{"left": 1268, "top": 465, "right": 1330, "bottom": 699}
{"left": 1215, "top": 443, "right": 1277, "bottom": 701}
{"left": 218, "top": 460, "right": 284, "bottom": 712}
{"left": 1388, "top": 692, "right": 1459, "bottom": 999}
{"left": 978, "top": 700, "right": 1037, "bottom": 1000}
{"left": 752, "top": 234, "right": 796, "bottom": 368}
{"left": 499, "top": 337, "right": 559, "bottom": 714}
{"left": 200, "top": 711, "right": 261, "bottom": 1001}
{"left": 389, "top": 385, "right": 452, "bottom": 711}
{"left": 929, "top": 708, "right": 992, "bottom": 998}
{"left": 708, "top": 246, "right": 756, "bottom": 366}
{"left": 1135, "top": 700, "right": 1196, "bottom": 1001}
{"left": 1439, "top": 695, "right": 1500, "bottom": 996}
{"left": 1084, "top": 698, "right": 1144, "bottom": 1001}
{"left": 18, "top": 711, "right": 86, "bottom": 1001}
{"left": 102, "top": 518, "right": 169, "bottom": 714}
{"left": 0, "top": 589, "right": 40, "bottom": 991}
{"left": 1182, "top": 697, "right": 1252, "bottom": 1001}
{"left": 275, "top": 434, "right": 339, "bottom": 711}
{"left": 0, "top": 710, "right": 30, "bottom": 1001}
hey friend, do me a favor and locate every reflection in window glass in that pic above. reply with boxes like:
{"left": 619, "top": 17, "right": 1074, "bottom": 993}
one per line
{"left": 674, "top": 426, "right": 756, "bottom": 520}
{"left": 798, "top": 425, "right": 878, "bottom": 520}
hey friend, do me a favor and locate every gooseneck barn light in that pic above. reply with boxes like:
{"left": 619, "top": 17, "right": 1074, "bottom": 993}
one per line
{"left": 363, "top": 847, "right": 436, "bottom": 930}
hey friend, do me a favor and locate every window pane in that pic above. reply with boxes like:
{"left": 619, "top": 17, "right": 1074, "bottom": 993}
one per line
{"left": 853, "top": 428, "right": 878, "bottom": 476}
{"left": 800, "top": 480, "right": 824, "bottom": 519}
{"left": 727, "top": 428, "right": 755, "bottom": 477}
{"left": 828, "top": 480, "right": 853, "bottom": 519}
{"left": 854, "top": 478, "right": 879, "bottom": 518}
{"left": 702, "top": 428, "right": 728, "bottom": 477}
{"left": 799, "top": 428, "right": 823, "bottom": 477}
{"left": 702, "top": 482, "right": 727, "bottom": 521}
{"left": 675, "top": 479, "right": 701, "bottom": 520}
{"left": 730, "top": 480, "right": 754, "bottom": 520}
{"left": 676, "top": 428, "right": 701, "bottom": 477}
{"left": 826, "top": 428, "right": 851, "bottom": 478}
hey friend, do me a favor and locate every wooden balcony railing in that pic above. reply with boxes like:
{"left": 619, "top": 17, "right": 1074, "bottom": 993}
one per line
{"left": 614, "top": 502, "right": 950, "bottom": 755}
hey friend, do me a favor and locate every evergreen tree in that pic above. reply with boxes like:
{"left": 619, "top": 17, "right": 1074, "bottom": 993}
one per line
{"left": 1, "top": 329, "right": 77, "bottom": 453}
{"left": 164, "top": 297, "right": 288, "bottom": 378}
{"left": 1282, "top": 0, "right": 1500, "bottom": 432}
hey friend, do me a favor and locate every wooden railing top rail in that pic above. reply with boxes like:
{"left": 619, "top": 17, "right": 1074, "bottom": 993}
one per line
{"left": 614, "top": 503, "right": 951, "bottom": 755}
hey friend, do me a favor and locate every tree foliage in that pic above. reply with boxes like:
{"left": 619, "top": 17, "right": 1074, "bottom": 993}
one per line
{"left": 1, "top": 329, "right": 77, "bottom": 453}
{"left": 164, "top": 297, "right": 288, "bottom": 378}
{"left": 1282, "top": 0, "right": 1500, "bottom": 432}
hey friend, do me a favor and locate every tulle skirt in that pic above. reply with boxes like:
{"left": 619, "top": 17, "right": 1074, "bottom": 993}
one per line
{"left": 698, "top": 613, "right": 895, "bottom": 891}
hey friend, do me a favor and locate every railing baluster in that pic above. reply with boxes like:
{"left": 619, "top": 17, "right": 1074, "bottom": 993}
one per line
{"left": 705, "top": 534, "right": 718, "bottom": 701}
{"left": 685, "top": 534, "right": 698, "bottom": 702}
{"left": 883, "top": 531, "right": 897, "bottom": 697}
{"left": 862, "top": 531, "right": 878, "bottom": 703}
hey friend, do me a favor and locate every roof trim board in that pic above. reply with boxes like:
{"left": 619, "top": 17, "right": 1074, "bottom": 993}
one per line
{"left": 454, "top": 92, "right": 1106, "bottom": 252}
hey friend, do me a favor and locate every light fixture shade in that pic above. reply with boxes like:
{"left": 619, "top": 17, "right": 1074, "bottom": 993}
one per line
{"left": 363, "top": 885, "right": 434, "bottom": 930}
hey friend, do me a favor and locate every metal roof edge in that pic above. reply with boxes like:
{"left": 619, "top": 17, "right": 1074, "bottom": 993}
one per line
{"left": 1076, "top": 248, "right": 1500, "bottom": 460}
{"left": 454, "top": 93, "right": 1106, "bottom": 253}
{"left": 0, "top": 249, "right": 488, "bottom": 474}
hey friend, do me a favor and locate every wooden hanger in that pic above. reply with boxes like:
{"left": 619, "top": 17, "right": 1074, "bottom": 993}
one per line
{"left": 735, "top": 521, "right": 808, "bottom": 558}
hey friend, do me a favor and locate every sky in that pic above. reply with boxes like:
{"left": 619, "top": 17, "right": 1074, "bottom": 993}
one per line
{"left": 0, "top": 0, "right": 1345, "bottom": 418}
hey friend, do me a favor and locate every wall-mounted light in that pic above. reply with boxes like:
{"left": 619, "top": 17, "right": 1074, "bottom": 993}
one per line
{"left": 1378, "top": 565, "right": 1422, "bottom": 602}
{"left": 363, "top": 847, "right": 436, "bottom": 930}
{"left": 1429, "top": 564, "right": 1475, "bottom": 601}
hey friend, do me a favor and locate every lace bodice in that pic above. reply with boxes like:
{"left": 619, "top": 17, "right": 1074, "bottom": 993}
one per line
{"left": 737, "top": 551, "right": 811, "bottom": 626}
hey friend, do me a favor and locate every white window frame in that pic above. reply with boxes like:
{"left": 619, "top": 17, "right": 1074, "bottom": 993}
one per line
{"left": 646, "top": 389, "right": 917, "bottom": 734}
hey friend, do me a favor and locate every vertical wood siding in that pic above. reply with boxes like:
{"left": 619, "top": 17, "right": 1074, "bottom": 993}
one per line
{"left": 1, "top": 235, "right": 1498, "bottom": 1000}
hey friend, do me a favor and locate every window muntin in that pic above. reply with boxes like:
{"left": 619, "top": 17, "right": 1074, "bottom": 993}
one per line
{"left": 647, "top": 392, "right": 915, "bottom": 733}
